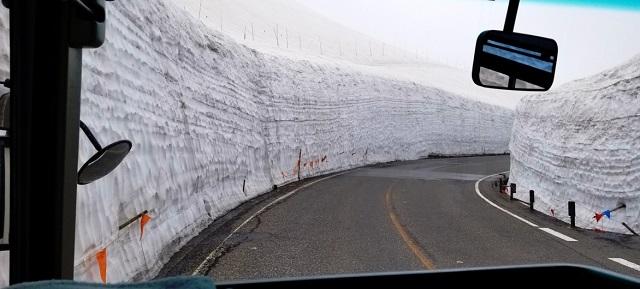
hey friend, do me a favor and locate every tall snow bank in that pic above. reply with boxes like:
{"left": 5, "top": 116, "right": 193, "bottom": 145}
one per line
{"left": 0, "top": 0, "right": 513, "bottom": 285}
{"left": 509, "top": 55, "right": 640, "bottom": 234}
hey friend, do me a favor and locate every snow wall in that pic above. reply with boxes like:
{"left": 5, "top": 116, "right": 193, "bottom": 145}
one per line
{"left": 509, "top": 55, "right": 640, "bottom": 234}
{"left": 0, "top": 0, "right": 514, "bottom": 284}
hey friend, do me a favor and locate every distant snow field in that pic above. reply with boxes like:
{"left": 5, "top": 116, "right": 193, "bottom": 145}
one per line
{"left": 171, "top": 0, "right": 529, "bottom": 109}
{"left": 510, "top": 55, "right": 640, "bottom": 234}
{"left": 0, "top": 0, "right": 513, "bottom": 285}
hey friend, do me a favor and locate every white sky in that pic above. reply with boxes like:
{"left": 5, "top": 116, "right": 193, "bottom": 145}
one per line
{"left": 296, "top": 0, "right": 640, "bottom": 84}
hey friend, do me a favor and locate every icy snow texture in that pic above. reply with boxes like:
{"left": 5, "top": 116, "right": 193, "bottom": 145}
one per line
{"left": 0, "top": 0, "right": 513, "bottom": 285}
{"left": 509, "top": 55, "right": 640, "bottom": 234}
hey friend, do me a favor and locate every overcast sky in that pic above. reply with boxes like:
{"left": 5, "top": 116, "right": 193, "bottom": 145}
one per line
{"left": 296, "top": 0, "right": 640, "bottom": 84}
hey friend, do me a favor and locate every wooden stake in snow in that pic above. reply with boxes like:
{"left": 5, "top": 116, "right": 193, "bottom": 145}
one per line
{"left": 355, "top": 39, "right": 358, "bottom": 57}
{"left": 273, "top": 24, "right": 280, "bottom": 47}
{"left": 297, "top": 149, "right": 302, "bottom": 181}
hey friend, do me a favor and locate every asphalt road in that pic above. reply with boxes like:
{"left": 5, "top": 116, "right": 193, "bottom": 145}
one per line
{"left": 158, "top": 155, "right": 640, "bottom": 282}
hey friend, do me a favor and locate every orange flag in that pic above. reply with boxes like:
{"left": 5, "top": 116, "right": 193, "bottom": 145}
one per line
{"left": 96, "top": 248, "right": 107, "bottom": 284}
{"left": 140, "top": 213, "right": 152, "bottom": 240}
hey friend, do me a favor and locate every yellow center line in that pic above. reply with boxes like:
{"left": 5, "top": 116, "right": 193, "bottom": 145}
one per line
{"left": 384, "top": 186, "right": 436, "bottom": 270}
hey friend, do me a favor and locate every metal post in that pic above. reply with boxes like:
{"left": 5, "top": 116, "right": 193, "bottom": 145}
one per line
{"left": 510, "top": 183, "right": 516, "bottom": 201}
{"left": 529, "top": 190, "right": 535, "bottom": 211}
{"left": 622, "top": 222, "right": 638, "bottom": 236}
{"left": 503, "top": 0, "right": 520, "bottom": 33}
{"left": 568, "top": 201, "right": 576, "bottom": 228}
{"left": 79, "top": 121, "right": 102, "bottom": 151}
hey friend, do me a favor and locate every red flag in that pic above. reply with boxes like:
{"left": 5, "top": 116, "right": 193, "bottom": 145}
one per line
{"left": 140, "top": 213, "right": 152, "bottom": 240}
{"left": 593, "top": 212, "right": 603, "bottom": 222}
{"left": 96, "top": 248, "right": 107, "bottom": 284}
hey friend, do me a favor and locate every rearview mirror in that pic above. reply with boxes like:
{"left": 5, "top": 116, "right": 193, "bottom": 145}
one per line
{"left": 472, "top": 30, "right": 558, "bottom": 91}
{"left": 78, "top": 121, "right": 132, "bottom": 185}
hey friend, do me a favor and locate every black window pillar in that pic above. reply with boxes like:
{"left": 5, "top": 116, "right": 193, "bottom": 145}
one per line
{"left": 8, "top": 0, "right": 105, "bottom": 284}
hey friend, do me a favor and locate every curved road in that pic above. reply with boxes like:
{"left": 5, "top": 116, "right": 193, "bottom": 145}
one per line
{"left": 159, "top": 155, "right": 640, "bottom": 281}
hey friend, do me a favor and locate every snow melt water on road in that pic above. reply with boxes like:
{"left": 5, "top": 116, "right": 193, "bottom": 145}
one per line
{"left": 0, "top": 0, "right": 513, "bottom": 284}
{"left": 510, "top": 55, "right": 640, "bottom": 234}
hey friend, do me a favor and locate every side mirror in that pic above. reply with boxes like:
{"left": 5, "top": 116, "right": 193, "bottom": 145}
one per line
{"left": 78, "top": 121, "right": 132, "bottom": 185}
{"left": 472, "top": 30, "right": 558, "bottom": 91}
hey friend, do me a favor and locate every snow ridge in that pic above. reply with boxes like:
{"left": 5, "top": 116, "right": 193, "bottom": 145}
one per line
{"left": 509, "top": 55, "right": 640, "bottom": 234}
{"left": 0, "top": 0, "right": 513, "bottom": 284}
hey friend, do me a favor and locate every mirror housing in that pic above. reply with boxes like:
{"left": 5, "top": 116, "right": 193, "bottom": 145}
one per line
{"left": 472, "top": 30, "right": 558, "bottom": 91}
{"left": 69, "top": 0, "right": 106, "bottom": 48}
{"left": 78, "top": 140, "right": 132, "bottom": 185}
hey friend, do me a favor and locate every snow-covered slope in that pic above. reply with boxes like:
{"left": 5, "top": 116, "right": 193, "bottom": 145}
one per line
{"left": 509, "top": 55, "right": 640, "bottom": 234}
{"left": 173, "top": 0, "right": 419, "bottom": 65}
{"left": 0, "top": 0, "right": 513, "bottom": 285}
{"left": 171, "top": 0, "right": 528, "bottom": 109}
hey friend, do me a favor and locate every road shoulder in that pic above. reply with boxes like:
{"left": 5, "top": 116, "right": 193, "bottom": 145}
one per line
{"left": 477, "top": 174, "right": 640, "bottom": 277}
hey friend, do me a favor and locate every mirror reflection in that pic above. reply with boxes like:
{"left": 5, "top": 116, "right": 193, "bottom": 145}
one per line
{"left": 472, "top": 30, "right": 558, "bottom": 91}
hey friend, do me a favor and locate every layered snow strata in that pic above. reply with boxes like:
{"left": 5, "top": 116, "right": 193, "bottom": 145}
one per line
{"left": 510, "top": 55, "right": 640, "bottom": 234}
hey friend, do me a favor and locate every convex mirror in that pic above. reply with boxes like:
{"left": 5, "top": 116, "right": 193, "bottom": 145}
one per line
{"left": 78, "top": 121, "right": 132, "bottom": 185}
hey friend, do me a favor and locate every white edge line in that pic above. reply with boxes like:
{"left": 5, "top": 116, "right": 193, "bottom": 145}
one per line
{"left": 609, "top": 258, "right": 640, "bottom": 272}
{"left": 192, "top": 173, "right": 344, "bottom": 275}
{"left": 539, "top": 228, "right": 578, "bottom": 242}
{"left": 474, "top": 172, "right": 539, "bottom": 228}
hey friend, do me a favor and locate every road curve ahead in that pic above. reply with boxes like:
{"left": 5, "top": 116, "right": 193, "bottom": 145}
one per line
{"left": 159, "top": 155, "right": 640, "bottom": 282}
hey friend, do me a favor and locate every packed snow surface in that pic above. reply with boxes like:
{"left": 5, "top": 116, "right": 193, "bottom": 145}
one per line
{"left": 509, "top": 55, "right": 640, "bottom": 234}
{"left": 0, "top": 0, "right": 514, "bottom": 285}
